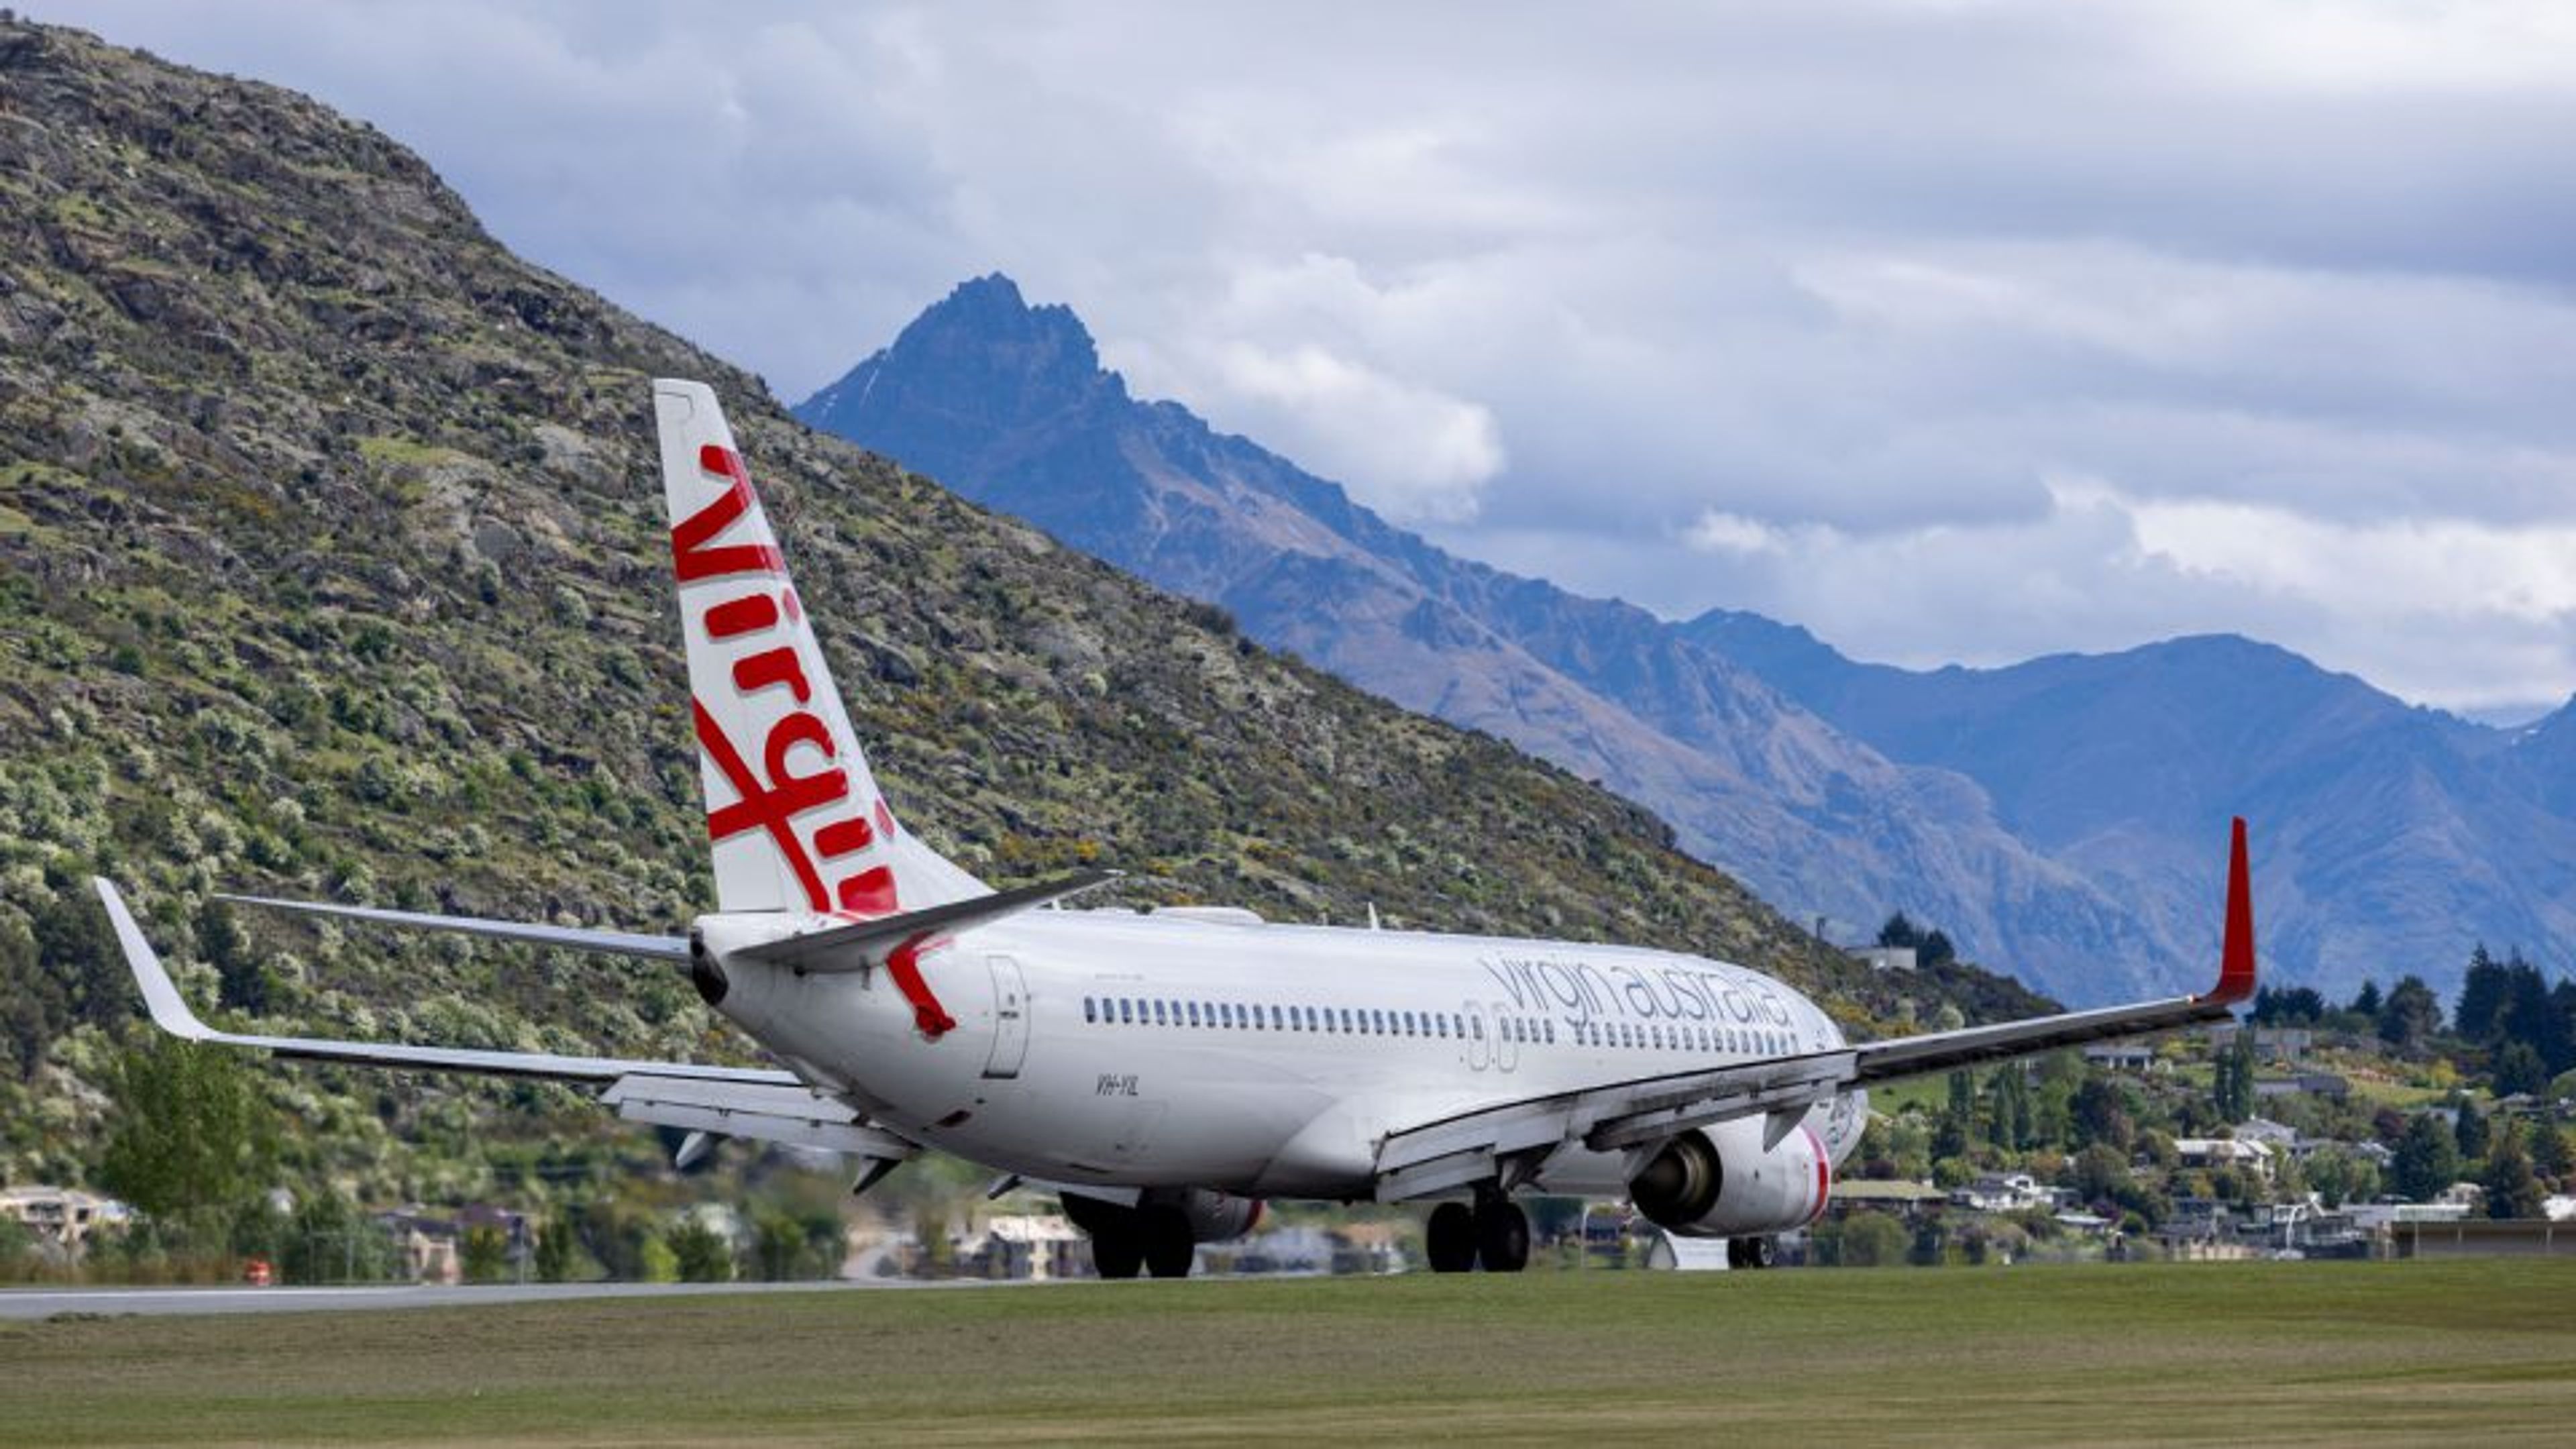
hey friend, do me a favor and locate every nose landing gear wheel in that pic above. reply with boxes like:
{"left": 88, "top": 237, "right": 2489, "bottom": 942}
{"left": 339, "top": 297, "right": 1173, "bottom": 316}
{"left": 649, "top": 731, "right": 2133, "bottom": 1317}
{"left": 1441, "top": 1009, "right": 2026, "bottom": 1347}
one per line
{"left": 1426, "top": 1201, "right": 1477, "bottom": 1273}
{"left": 1473, "top": 1198, "right": 1529, "bottom": 1273}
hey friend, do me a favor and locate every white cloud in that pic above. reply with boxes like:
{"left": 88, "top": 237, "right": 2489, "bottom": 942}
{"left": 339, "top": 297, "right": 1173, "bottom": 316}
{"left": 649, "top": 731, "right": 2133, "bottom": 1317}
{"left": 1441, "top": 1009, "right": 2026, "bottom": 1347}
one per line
{"left": 42, "top": 0, "right": 2576, "bottom": 712}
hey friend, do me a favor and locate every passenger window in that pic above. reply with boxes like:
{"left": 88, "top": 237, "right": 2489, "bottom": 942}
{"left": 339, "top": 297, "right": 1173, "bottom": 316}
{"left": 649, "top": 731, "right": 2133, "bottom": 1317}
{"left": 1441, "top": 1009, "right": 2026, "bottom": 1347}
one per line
{"left": 1544, "top": 1021, "right": 1556, "bottom": 1045}
{"left": 1083, "top": 997, "right": 1095, "bottom": 1024}
{"left": 1271, "top": 1005, "right": 1285, "bottom": 1030}
{"left": 1118, "top": 1000, "right": 1134, "bottom": 1024}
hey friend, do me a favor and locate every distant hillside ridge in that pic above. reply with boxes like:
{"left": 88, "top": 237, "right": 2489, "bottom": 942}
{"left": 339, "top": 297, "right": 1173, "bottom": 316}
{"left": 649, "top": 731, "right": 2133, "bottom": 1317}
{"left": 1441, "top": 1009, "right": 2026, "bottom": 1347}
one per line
{"left": 1684, "top": 613, "right": 2576, "bottom": 1003}
{"left": 0, "top": 19, "right": 2045, "bottom": 1192}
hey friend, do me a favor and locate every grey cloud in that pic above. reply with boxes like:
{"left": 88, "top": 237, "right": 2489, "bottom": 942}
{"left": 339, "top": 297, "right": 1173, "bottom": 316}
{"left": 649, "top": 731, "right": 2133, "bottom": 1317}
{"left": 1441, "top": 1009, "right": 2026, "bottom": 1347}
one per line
{"left": 46, "top": 0, "right": 2576, "bottom": 710}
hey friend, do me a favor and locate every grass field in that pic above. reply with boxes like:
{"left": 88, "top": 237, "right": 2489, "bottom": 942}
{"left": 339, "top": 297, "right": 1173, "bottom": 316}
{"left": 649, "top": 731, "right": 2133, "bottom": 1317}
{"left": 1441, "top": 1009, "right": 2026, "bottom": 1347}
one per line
{"left": 5, "top": 1260, "right": 2574, "bottom": 1445}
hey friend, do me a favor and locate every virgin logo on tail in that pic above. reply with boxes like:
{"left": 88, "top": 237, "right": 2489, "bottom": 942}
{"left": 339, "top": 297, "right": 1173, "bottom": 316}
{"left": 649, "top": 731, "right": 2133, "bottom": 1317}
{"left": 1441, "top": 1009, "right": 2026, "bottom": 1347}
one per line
{"left": 675, "top": 443, "right": 901, "bottom": 920}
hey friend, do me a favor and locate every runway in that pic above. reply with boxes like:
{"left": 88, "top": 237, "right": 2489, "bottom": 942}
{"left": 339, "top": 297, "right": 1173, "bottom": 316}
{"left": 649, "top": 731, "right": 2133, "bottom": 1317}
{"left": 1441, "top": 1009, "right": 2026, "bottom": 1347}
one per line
{"left": 0, "top": 1276, "right": 1006, "bottom": 1320}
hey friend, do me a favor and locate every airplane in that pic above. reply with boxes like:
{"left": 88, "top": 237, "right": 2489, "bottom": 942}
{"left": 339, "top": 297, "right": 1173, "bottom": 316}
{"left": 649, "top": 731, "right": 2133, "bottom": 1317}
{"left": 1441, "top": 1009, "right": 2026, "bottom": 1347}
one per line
{"left": 94, "top": 379, "right": 2259, "bottom": 1277}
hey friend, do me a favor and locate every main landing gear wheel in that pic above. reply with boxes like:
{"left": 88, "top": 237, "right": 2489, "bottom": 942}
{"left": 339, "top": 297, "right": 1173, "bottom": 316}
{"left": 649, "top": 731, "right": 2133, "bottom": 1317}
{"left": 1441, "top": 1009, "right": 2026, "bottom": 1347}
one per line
{"left": 1090, "top": 1216, "right": 1144, "bottom": 1280}
{"left": 1473, "top": 1197, "right": 1530, "bottom": 1273}
{"left": 1142, "top": 1205, "right": 1197, "bottom": 1279}
{"left": 1727, "top": 1236, "right": 1777, "bottom": 1271}
{"left": 1426, "top": 1201, "right": 1477, "bottom": 1273}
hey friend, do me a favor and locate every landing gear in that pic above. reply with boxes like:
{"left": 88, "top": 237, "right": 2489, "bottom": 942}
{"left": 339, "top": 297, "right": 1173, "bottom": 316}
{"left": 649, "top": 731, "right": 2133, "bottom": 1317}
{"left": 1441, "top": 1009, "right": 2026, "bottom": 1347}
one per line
{"left": 1067, "top": 1194, "right": 1197, "bottom": 1280}
{"left": 1425, "top": 1193, "right": 1532, "bottom": 1273}
{"left": 1141, "top": 1205, "right": 1196, "bottom": 1279}
{"left": 1090, "top": 1215, "right": 1144, "bottom": 1279}
{"left": 1727, "top": 1235, "right": 1777, "bottom": 1271}
{"left": 1426, "top": 1201, "right": 1477, "bottom": 1273}
{"left": 1474, "top": 1196, "right": 1531, "bottom": 1273}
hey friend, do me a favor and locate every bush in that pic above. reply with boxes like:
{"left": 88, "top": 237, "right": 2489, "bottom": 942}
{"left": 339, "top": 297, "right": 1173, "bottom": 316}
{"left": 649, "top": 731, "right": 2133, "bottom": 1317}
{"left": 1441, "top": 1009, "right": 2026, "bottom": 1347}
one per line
{"left": 669, "top": 1217, "right": 733, "bottom": 1283}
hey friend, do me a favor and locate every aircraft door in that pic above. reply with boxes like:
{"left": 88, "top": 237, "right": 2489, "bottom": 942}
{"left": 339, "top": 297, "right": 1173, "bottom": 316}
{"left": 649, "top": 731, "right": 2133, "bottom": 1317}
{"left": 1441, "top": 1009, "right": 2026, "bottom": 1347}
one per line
{"left": 1463, "top": 1002, "right": 1493, "bottom": 1071}
{"left": 983, "top": 954, "right": 1029, "bottom": 1079}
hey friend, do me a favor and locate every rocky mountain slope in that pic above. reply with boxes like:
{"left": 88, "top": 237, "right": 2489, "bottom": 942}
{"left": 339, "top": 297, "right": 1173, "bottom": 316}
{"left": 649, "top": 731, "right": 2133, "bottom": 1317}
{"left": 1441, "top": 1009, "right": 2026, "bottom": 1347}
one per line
{"left": 800, "top": 278, "right": 2170, "bottom": 1004}
{"left": 0, "top": 21, "right": 2043, "bottom": 1194}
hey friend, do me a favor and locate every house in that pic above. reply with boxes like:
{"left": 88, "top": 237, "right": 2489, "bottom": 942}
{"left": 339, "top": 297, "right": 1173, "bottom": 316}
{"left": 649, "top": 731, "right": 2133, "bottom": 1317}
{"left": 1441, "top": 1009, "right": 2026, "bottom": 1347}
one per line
{"left": 1949, "top": 1173, "right": 2056, "bottom": 1213}
{"left": 376, "top": 1210, "right": 462, "bottom": 1283}
{"left": 2175, "top": 1137, "right": 2276, "bottom": 1181}
{"left": 1851, "top": 947, "right": 1916, "bottom": 973}
{"left": 1833, "top": 1180, "right": 1950, "bottom": 1220}
{"left": 2082, "top": 1042, "right": 2159, "bottom": 1073}
{"left": 0, "top": 1186, "right": 131, "bottom": 1250}
{"left": 963, "top": 1214, "right": 1087, "bottom": 1280}
{"left": 2253, "top": 1071, "right": 2350, "bottom": 1099}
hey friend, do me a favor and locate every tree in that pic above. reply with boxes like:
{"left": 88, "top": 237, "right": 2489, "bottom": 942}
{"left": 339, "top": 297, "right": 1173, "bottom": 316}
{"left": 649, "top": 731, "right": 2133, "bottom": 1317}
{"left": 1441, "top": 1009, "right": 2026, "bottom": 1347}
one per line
{"left": 2379, "top": 977, "right": 2442, "bottom": 1053}
{"left": 282, "top": 1189, "right": 398, "bottom": 1284}
{"left": 2530, "top": 1123, "right": 2573, "bottom": 1185}
{"left": 2392, "top": 1115, "right": 2461, "bottom": 1202}
{"left": 98, "top": 1038, "right": 271, "bottom": 1221}
{"left": 2495, "top": 1041, "right": 2550, "bottom": 1097}
{"left": 2453, "top": 1097, "right": 2490, "bottom": 1161}
{"left": 199, "top": 899, "right": 266, "bottom": 1015}
{"left": 2481, "top": 1120, "right": 2547, "bottom": 1220}
{"left": 2070, "top": 1078, "right": 2135, "bottom": 1152}
{"left": 2351, "top": 981, "right": 2383, "bottom": 1019}
{"left": 1877, "top": 913, "right": 1921, "bottom": 950}
{"left": 1917, "top": 930, "right": 1957, "bottom": 969}
{"left": 2455, "top": 945, "right": 2508, "bottom": 1040}
{"left": 668, "top": 1217, "right": 733, "bottom": 1283}
{"left": 1832, "top": 1210, "right": 1911, "bottom": 1267}
{"left": 462, "top": 1226, "right": 512, "bottom": 1283}
{"left": 534, "top": 1220, "right": 578, "bottom": 1283}
{"left": 2212, "top": 1030, "right": 2256, "bottom": 1122}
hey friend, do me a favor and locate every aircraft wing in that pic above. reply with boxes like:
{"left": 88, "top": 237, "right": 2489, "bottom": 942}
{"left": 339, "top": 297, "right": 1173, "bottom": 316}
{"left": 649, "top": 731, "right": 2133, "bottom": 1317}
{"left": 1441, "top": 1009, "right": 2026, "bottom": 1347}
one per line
{"left": 1374, "top": 819, "right": 2257, "bottom": 1202}
{"left": 94, "top": 879, "right": 922, "bottom": 1168}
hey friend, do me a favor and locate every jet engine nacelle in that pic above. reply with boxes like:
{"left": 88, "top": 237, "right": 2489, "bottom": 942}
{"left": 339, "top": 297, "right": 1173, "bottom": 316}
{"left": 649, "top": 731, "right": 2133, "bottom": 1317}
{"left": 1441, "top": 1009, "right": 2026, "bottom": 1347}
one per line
{"left": 1064, "top": 1187, "right": 1265, "bottom": 1243}
{"left": 1628, "top": 1118, "right": 1831, "bottom": 1239}
{"left": 1161, "top": 1186, "right": 1265, "bottom": 1243}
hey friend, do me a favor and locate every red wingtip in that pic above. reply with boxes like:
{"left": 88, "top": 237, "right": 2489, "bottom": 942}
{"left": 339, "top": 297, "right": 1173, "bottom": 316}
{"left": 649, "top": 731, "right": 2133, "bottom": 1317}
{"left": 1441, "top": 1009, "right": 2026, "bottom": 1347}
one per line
{"left": 2205, "top": 816, "right": 2256, "bottom": 1006}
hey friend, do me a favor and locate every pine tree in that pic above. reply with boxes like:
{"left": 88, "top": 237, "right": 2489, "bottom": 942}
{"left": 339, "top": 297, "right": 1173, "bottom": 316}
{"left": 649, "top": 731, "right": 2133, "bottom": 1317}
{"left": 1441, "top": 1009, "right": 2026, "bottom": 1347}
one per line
{"left": 2482, "top": 1120, "right": 2547, "bottom": 1220}
{"left": 2351, "top": 980, "right": 2383, "bottom": 1018}
{"left": 2379, "top": 976, "right": 2442, "bottom": 1053}
{"left": 2455, "top": 1096, "right": 2491, "bottom": 1161}
{"left": 2392, "top": 1114, "right": 2461, "bottom": 1201}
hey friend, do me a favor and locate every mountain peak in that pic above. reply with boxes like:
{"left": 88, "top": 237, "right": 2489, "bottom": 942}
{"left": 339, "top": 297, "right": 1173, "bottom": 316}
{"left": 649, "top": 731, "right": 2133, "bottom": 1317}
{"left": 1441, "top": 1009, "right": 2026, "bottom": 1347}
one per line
{"left": 798, "top": 272, "right": 1122, "bottom": 445}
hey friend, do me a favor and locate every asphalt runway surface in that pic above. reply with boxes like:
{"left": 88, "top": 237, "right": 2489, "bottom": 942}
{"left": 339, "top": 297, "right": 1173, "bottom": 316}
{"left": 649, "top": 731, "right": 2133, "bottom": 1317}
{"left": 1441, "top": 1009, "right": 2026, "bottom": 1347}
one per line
{"left": 0, "top": 1277, "right": 1016, "bottom": 1320}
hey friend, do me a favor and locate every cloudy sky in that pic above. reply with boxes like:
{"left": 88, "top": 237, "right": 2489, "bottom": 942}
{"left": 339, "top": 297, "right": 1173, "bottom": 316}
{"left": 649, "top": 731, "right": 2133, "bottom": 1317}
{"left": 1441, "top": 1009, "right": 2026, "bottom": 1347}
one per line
{"left": 54, "top": 1, "right": 2576, "bottom": 718}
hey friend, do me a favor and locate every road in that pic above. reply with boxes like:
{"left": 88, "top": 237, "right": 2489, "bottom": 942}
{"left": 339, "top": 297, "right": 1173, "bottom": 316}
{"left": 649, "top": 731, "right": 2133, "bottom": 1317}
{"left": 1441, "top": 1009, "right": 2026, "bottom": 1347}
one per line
{"left": 0, "top": 1276, "right": 1010, "bottom": 1320}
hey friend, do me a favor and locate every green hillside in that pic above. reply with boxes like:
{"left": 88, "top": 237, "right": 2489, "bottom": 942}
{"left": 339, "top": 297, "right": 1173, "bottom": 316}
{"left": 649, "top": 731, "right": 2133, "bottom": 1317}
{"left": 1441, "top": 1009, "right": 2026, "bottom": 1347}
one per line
{"left": 0, "top": 20, "right": 2042, "bottom": 1203}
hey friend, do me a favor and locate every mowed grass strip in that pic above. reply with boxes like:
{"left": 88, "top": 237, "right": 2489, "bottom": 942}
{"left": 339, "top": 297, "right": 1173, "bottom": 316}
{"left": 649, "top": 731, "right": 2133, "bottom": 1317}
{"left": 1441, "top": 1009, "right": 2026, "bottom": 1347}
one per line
{"left": 4, "top": 1260, "right": 2573, "bottom": 1446}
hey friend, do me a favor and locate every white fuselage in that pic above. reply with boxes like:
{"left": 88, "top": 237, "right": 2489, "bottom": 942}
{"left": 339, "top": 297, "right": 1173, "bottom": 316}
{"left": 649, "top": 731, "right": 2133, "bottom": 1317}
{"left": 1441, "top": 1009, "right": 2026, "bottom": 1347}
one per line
{"left": 701, "top": 908, "right": 1866, "bottom": 1200}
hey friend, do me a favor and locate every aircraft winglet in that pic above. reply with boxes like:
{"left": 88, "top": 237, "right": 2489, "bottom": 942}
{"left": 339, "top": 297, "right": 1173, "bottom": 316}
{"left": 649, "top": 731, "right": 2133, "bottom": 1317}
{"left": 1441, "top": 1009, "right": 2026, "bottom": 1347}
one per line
{"left": 94, "top": 878, "right": 215, "bottom": 1042}
{"left": 2198, "top": 816, "right": 2257, "bottom": 1007}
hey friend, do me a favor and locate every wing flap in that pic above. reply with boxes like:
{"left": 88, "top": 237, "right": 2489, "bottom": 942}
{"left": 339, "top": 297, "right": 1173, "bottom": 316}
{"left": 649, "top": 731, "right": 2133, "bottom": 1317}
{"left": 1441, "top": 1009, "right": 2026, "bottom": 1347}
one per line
{"left": 599, "top": 1076, "right": 921, "bottom": 1161}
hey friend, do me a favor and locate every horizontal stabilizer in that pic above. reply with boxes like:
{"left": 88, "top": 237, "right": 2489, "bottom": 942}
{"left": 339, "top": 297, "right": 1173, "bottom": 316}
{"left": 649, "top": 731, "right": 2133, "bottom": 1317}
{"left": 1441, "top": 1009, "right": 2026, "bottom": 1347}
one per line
{"left": 97, "top": 878, "right": 783, "bottom": 1086}
{"left": 217, "top": 892, "right": 688, "bottom": 963}
{"left": 733, "top": 868, "right": 1120, "bottom": 972}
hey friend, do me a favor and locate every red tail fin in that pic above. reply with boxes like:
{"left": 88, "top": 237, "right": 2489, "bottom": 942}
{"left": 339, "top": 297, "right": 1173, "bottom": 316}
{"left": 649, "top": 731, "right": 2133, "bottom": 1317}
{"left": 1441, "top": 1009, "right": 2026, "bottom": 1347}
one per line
{"left": 2201, "top": 816, "right": 2257, "bottom": 1006}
